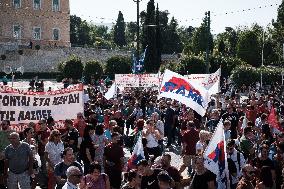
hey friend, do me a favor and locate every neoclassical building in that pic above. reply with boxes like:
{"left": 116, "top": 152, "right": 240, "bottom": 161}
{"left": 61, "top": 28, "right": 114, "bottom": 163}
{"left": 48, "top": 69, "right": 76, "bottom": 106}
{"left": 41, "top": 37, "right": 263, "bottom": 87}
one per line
{"left": 0, "top": 0, "right": 70, "bottom": 48}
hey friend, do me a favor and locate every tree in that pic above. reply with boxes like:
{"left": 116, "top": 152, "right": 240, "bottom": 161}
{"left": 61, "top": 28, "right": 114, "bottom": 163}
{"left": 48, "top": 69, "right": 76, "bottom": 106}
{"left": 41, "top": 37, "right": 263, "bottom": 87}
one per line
{"left": 105, "top": 56, "right": 132, "bottom": 79}
{"left": 62, "top": 55, "right": 83, "bottom": 80}
{"left": 83, "top": 60, "right": 104, "bottom": 83}
{"left": 191, "top": 16, "right": 213, "bottom": 55}
{"left": 162, "top": 17, "right": 182, "bottom": 54}
{"left": 178, "top": 55, "right": 206, "bottom": 75}
{"left": 236, "top": 29, "right": 261, "bottom": 67}
{"left": 143, "top": 0, "right": 158, "bottom": 73}
{"left": 125, "top": 22, "right": 137, "bottom": 47}
{"left": 113, "top": 11, "right": 126, "bottom": 47}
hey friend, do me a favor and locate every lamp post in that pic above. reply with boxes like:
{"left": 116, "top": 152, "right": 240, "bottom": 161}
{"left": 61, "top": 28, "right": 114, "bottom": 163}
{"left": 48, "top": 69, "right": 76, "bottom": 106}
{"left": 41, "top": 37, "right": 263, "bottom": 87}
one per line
{"left": 133, "top": 0, "right": 142, "bottom": 70}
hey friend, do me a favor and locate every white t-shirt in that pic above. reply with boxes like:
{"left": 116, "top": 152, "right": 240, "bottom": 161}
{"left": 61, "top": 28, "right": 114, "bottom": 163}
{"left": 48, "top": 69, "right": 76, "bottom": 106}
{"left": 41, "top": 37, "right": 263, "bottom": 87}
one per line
{"left": 45, "top": 141, "right": 64, "bottom": 166}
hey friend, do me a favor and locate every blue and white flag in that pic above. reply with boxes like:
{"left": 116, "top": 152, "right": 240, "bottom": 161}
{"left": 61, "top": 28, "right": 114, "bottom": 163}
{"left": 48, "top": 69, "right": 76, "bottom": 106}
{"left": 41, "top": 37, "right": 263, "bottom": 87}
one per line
{"left": 132, "top": 47, "right": 148, "bottom": 74}
{"left": 204, "top": 120, "right": 230, "bottom": 189}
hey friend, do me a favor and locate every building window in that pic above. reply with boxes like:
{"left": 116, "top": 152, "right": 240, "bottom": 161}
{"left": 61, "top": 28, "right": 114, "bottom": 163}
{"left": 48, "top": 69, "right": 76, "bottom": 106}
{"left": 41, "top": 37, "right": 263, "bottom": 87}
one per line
{"left": 52, "top": 0, "right": 59, "bottom": 11}
{"left": 13, "top": 0, "right": 21, "bottom": 9}
{"left": 13, "top": 25, "right": 21, "bottom": 39}
{"left": 52, "top": 28, "right": 60, "bottom": 40}
{"left": 33, "top": 27, "right": 41, "bottom": 40}
{"left": 33, "top": 0, "right": 41, "bottom": 10}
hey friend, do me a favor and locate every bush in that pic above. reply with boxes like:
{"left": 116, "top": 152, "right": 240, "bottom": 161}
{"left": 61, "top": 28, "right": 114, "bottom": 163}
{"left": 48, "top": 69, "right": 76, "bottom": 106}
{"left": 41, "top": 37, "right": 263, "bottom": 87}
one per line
{"left": 62, "top": 55, "right": 83, "bottom": 80}
{"left": 178, "top": 54, "right": 206, "bottom": 75}
{"left": 231, "top": 65, "right": 284, "bottom": 87}
{"left": 105, "top": 56, "right": 131, "bottom": 79}
{"left": 83, "top": 60, "right": 104, "bottom": 83}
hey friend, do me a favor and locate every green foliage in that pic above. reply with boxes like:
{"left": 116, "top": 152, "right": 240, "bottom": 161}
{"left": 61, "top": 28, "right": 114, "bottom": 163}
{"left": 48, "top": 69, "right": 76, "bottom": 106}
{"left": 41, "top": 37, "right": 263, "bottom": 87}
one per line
{"left": 114, "top": 11, "right": 126, "bottom": 47}
{"left": 210, "top": 54, "right": 246, "bottom": 78}
{"left": 231, "top": 65, "right": 284, "bottom": 86}
{"left": 236, "top": 29, "right": 261, "bottom": 67}
{"left": 191, "top": 17, "right": 213, "bottom": 55}
{"left": 105, "top": 56, "right": 132, "bottom": 79}
{"left": 83, "top": 60, "right": 104, "bottom": 83}
{"left": 62, "top": 55, "right": 83, "bottom": 80}
{"left": 178, "top": 55, "right": 206, "bottom": 75}
{"left": 70, "top": 15, "right": 113, "bottom": 48}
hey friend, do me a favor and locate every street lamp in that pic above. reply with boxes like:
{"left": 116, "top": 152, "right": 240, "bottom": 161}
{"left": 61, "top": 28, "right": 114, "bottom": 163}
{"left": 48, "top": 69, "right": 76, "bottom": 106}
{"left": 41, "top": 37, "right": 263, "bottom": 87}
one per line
{"left": 133, "top": 0, "right": 142, "bottom": 69}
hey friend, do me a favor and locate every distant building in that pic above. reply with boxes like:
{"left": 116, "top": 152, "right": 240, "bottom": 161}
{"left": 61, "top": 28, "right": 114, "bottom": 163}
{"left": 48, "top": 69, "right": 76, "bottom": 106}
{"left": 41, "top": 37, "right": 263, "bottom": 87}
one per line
{"left": 0, "top": 0, "right": 70, "bottom": 48}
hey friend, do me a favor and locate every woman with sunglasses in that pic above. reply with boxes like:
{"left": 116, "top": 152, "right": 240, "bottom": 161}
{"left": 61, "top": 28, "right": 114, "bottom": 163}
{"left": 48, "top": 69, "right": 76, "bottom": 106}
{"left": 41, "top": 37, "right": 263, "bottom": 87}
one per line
{"left": 45, "top": 129, "right": 64, "bottom": 189}
{"left": 79, "top": 162, "right": 110, "bottom": 189}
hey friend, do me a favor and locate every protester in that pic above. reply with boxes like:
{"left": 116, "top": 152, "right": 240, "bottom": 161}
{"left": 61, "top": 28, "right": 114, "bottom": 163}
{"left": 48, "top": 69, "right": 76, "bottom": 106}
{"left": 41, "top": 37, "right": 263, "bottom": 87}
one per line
{"left": 236, "top": 164, "right": 256, "bottom": 189}
{"left": 54, "top": 147, "right": 83, "bottom": 189}
{"left": 137, "top": 159, "right": 163, "bottom": 189}
{"left": 4, "top": 132, "right": 33, "bottom": 189}
{"left": 62, "top": 166, "right": 82, "bottom": 189}
{"left": 121, "top": 169, "right": 140, "bottom": 189}
{"left": 79, "top": 162, "right": 110, "bottom": 189}
{"left": 104, "top": 132, "right": 124, "bottom": 189}
{"left": 45, "top": 129, "right": 65, "bottom": 189}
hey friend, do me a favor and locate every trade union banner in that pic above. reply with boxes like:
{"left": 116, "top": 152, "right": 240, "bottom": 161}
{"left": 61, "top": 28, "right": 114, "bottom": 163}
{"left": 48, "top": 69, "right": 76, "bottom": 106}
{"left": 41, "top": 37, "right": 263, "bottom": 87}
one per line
{"left": 159, "top": 69, "right": 209, "bottom": 116}
{"left": 185, "top": 68, "right": 221, "bottom": 95}
{"left": 115, "top": 74, "right": 160, "bottom": 88}
{"left": 0, "top": 84, "right": 84, "bottom": 131}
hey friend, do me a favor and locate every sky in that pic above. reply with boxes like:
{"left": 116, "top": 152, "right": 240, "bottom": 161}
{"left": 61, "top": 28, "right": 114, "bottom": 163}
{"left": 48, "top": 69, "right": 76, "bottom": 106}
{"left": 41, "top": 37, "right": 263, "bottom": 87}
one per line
{"left": 70, "top": 0, "right": 282, "bottom": 34}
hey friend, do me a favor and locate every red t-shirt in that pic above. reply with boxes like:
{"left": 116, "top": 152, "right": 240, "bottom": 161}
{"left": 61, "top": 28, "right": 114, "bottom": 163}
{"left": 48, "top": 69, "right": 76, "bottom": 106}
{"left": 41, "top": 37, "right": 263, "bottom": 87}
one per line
{"left": 74, "top": 119, "right": 86, "bottom": 137}
{"left": 182, "top": 128, "right": 199, "bottom": 155}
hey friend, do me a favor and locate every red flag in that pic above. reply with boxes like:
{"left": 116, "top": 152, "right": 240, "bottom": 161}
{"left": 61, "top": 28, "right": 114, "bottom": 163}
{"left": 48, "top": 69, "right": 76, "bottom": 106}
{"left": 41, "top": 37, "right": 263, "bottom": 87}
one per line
{"left": 268, "top": 107, "right": 283, "bottom": 133}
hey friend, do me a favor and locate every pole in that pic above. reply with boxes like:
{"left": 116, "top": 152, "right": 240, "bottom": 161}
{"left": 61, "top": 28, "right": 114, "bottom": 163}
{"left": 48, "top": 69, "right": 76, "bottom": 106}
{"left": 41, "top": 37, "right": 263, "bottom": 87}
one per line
{"left": 205, "top": 11, "right": 210, "bottom": 74}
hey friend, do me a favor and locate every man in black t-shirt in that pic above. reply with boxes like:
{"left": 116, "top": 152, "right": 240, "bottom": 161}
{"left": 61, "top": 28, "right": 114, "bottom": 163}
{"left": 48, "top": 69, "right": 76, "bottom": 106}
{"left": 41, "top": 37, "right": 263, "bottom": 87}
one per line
{"left": 62, "top": 119, "right": 79, "bottom": 154}
{"left": 164, "top": 101, "right": 176, "bottom": 147}
{"left": 137, "top": 159, "right": 163, "bottom": 189}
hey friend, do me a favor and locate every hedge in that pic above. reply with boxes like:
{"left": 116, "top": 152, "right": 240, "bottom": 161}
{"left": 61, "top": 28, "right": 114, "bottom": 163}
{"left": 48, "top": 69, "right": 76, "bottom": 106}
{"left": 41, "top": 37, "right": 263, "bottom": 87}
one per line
{"left": 231, "top": 65, "right": 284, "bottom": 86}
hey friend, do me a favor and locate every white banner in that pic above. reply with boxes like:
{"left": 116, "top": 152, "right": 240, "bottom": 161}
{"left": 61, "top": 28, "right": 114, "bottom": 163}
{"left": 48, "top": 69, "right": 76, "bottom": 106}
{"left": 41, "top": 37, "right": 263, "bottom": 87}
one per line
{"left": 159, "top": 69, "right": 209, "bottom": 116}
{"left": 185, "top": 68, "right": 221, "bottom": 95}
{"left": 115, "top": 74, "right": 160, "bottom": 88}
{"left": 0, "top": 84, "right": 84, "bottom": 126}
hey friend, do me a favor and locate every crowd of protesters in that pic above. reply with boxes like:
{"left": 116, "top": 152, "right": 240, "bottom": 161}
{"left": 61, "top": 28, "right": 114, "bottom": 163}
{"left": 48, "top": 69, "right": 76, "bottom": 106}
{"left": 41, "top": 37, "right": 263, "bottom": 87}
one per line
{"left": 0, "top": 79, "right": 284, "bottom": 189}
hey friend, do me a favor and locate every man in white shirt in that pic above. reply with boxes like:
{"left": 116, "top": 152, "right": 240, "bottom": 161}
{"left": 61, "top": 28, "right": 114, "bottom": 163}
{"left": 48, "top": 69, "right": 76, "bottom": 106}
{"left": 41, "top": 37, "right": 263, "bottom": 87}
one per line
{"left": 62, "top": 166, "right": 82, "bottom": 189}
{"left": 227, "top": 139, "right": 246, "bottom": 189}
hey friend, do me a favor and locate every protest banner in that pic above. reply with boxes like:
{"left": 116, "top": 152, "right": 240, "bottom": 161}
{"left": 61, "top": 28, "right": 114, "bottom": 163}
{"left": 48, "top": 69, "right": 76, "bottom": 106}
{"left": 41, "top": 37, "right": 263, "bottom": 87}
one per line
{"left": 0, "top": 84, "right": 84, "bottom": 131}
{"left": 185, "top": 68, "right": 221, "bottom": 95}
{"left": 159, "top": 69, "right": 209, "bottom": 116}
{"left": 115, "top": 74, "right": 159, "bottom": 88}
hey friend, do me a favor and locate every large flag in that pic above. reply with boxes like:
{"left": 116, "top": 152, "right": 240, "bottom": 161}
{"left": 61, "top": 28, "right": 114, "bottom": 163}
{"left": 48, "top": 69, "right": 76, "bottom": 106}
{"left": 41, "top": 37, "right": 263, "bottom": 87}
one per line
{"left": 158, "top": 69, "right": 209, "bottom": 116}
{"left": 268, "top": 107, "right": 283, "bottom": 133}
{"left": 127, "top": 132, "right": 145, "bottom": 170}
{"left": 204, "top": 120, "right": 230, "bottom": 189}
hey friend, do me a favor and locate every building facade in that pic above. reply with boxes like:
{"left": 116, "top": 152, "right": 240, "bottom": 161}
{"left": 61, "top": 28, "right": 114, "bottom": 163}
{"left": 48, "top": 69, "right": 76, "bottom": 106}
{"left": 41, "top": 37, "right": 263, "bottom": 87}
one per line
{"left": 0, "top": 0, "right": 70, "bottom": 48}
